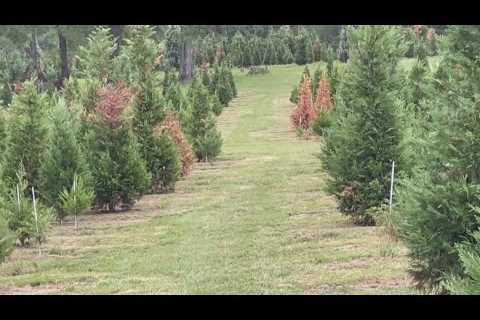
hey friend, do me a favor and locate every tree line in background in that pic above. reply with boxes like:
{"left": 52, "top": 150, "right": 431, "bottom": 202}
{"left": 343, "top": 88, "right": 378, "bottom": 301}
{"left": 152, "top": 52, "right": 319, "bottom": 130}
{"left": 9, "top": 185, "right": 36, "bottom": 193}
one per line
{"left": 288, "top": 25, "right": 480, "bottom": 294}
{"left": 0, "top": 25, "right": 444, "bottom": 106}
{"left": 0, "top": 25, "right": 237, "bottom": 263}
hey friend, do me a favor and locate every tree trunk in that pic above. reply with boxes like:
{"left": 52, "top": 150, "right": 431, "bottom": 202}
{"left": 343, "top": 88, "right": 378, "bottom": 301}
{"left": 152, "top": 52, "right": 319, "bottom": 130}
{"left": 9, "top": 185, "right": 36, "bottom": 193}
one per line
{"left": 110, "top": 25, "right": 125, "bottom": 57}
{"left": 57, "top": 28, "right": 69, "bottom": 88}
{"left": 25, "top": 29, "right": 47, "bottom": 86}
{"left": 179, "top": 39, "right": 193, "bottom": 84}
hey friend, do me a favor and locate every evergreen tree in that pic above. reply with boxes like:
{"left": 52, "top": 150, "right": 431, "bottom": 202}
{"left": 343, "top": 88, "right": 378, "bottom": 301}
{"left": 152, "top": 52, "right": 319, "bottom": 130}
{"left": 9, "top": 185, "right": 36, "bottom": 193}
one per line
{"left": 190, "top": 83, "right": 222, "bottom": 161}
{"left": 426, "top": 28, "right": 438, "bottom": 56}
{"left": 0, "top": 109, "right": 7, "bottom": 158}
{"left": 311, "top": 67, "right": 322, "bottom": 100}
{"left": 0, "top": 214, "right": 14, "bottom": 263}
{"left": 226, "top": 66, "right": 237, "bottom": 98}
{"left": 445, "top": 225, "right": 480, "bottom": 294}
{"left": 39, "top": 97, "right": 91, "bottom": 223}
{"left": 2, "top": 80, "right": 50, "bottom": 190}
{"left": 295, "top": 29, "right": 313, "bottom": 65}
{"left": 230, "top": 31, "right": 246, "bottom": 67}
{"left": 162, "top": 69, "right": 175, "bottom": 97}
{"left": 403, "top": 52, "right": 431, "bottom": 114}
{"left": 65, "top": 27, "right": 118, "bottom": 115}
{"left": 265, "top": 37, "right": 277, "bottom": 65}
{"left": 121, "top": 25, "right": 160, "bottom": 85}
{"left": 201, "top": 67, "right": 210, "bottom": 88}
{"left": 215, "top": 64, "right": 233, "bottom": 106}
{"left": 148, "top": 130, "right": 181, "bottom": 193}
{"left": 322, "top": 26, "right": 403, "bottom": 225}
{"left": 273, "top": 34, "right": 294, "bottom": 65}
{"left": 312, "top": 74, "right": 333, "bottom": 136}
{"left": 72, "top": 26, "right": 117, "bottom": 81}
{"left": 337, "top": 26, "right": 349, "bottom": 62}
{"left": 87, "top": 82, "right": 150, "bottom": 211}
{"left": 312, "top": 37, "right": 323, "bottom": 62}
{"left": 395, "top": 26, "right": 480, "bottom": 292}
{"left": 126, "top": 26, "right": 181, "bottom": 194}
{"left": 290, "top": 66, "right": 311, "bottom": 104}
{"left": 289, "top": 86, "right": 299, "bottom": 104}
{"left": 164, "top": 25, "right": 182, "bottom": 69}
{"left": 0, "top": 165, "right": 53, "bottom": 246}
{"left": 209, "top": 64, "right": 219, "bottom": 95}
{"left": 211, "top": 93, "right": 223, "bottom": 116}
{"left": 413, "top": 25, "right": 428, "bottom": 61}
{"left": 59, "top": 174, "right": 94, "bottom": 230}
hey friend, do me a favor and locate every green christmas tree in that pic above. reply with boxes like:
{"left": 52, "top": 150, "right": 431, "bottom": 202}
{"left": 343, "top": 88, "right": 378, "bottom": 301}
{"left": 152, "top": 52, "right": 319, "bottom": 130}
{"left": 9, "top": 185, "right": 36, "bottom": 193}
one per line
{"left": 87, "top": 82, "right": 150, "bottom": 211}
{"left": 215, "top": 64, "right": 233, "bottom": 107}
{"left": 0, "top": 165, "right": 53, "bottom": 247}
{"left": 125, "top": 25, "right": 181, "bottom": 194}
{"left": 39, "top": 97, "right": 91, "bottom": 223}
{"left": 0, "top": 214, "right": 14, "bottom": 263}
{"left": 59, "top": 174, "right": 94, "bottom": 230}
{"left": 322, "top": 26, "right": 403, "bottom": 225}
{"left": 295, "top": 29, "right": 313, "bottom": 65}
{"left": 337, "top": 26, "right": 349, "bottom": 62}
{"left": 190, "top": 83, "right": 222, "bottom": 161}
{"left": 395, "top": 26, "right": 480, "bottom": 292}
{"left": 72, "top": 26, "right": 117, "bottom": 81}
{"left": 2, "top": 80, "right": 50, "bottom": 190}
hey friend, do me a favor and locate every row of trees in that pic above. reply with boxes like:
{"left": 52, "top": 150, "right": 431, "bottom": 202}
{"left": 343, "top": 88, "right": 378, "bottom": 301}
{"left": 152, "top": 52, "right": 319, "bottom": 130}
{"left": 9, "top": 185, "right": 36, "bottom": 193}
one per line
{"left": 0, "top": 26, "right": 237, "bottom": 263}
{"left": 289, "top": 65, "right": 333, "bottom": 137}
{"left": 0, "top": 25, "right": 439, "bottom": 106}
{"left": 165, "top": 25, "right": 337, "bottom": 69}
{"left": 163, "top": 25, "right": 440, "bottom": 71}
{"left": 315, "top": 25, "right": 480, "bottom": 294}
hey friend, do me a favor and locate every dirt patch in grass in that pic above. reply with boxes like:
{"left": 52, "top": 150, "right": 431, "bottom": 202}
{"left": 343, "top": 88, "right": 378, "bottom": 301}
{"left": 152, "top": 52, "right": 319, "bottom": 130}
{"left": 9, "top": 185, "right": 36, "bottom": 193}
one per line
{"left": 354, "top": 275, "right": 413, "bottom": 290}
{"left": 0, "top": 283, "right": 65, "bottom": 295}
{"left": 324, "top": 257, "right": 392, "bottom": 271}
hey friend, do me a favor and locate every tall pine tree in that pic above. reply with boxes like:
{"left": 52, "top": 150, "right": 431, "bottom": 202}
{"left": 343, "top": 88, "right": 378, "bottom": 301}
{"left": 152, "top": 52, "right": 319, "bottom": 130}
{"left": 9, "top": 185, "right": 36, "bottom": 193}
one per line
{"left": 395, "top": 26, "right": 480, "bottom": 292}
{"left": 2, "top": 80, "right": 50, "bottom": 190}
{"left": 322, "top": 26, "right": 403, "bottom": 225}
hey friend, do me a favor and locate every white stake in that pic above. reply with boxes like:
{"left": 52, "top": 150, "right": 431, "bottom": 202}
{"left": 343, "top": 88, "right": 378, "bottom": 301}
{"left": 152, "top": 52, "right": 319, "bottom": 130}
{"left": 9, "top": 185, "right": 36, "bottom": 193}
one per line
{"left": 389, "top": 161, "right": 395, "bottom": 215}
{"left": 32, "top": 186, "right": 40, "bottom": 255}
{"left": 73, "top": 177, "right": 77, "bottom": 231}
{"left": 16, "top": 184, "right": 21, "bottom": 212}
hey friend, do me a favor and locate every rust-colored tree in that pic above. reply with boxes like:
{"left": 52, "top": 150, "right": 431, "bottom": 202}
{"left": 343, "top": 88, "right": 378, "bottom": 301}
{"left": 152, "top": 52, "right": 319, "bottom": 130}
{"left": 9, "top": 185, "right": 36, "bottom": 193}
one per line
{"left": 95, "top": 81, "right": 134, "bottom": 129}
{"left": 155, "top": 111, "right": 194, "bottom": 177}
{"left": 290, "top": 75, "right": 316, "bottom": 132}
{"left": 314, "top": 74, "right": 332, "bottom": 113}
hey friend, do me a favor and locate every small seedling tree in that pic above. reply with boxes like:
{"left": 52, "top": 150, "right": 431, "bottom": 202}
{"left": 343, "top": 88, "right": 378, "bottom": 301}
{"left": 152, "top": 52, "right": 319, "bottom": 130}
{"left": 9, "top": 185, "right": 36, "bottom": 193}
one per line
{"left": 1, "top": 165, "right": 53, "bottom": 247}
{"left": 59, "top": 174, "right": 94, "bottom": 230}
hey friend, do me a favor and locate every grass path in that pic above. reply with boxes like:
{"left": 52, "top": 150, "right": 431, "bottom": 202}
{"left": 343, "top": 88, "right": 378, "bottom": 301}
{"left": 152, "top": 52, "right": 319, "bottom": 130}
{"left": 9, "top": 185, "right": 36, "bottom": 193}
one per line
{"left": 0, "top": 64, "right": 412, "bottom": 294}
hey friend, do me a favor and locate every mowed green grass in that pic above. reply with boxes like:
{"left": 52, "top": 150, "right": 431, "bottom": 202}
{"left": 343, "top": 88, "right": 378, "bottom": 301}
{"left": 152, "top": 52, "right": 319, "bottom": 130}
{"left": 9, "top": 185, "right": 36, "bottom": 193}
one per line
{"left": 0, "top": 63, "right": 414, "bottom": 294}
